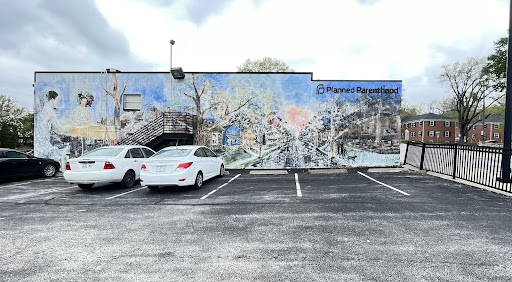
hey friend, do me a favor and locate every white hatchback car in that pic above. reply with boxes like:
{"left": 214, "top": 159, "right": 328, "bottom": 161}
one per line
{"left": 140, "top": 145, "right": 224, "bottom": 190}
{"left": 64, "top": 145, "right": 155, "bottom": 189}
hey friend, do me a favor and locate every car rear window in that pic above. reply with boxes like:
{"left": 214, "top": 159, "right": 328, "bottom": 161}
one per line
{"left": 83, "top": 147, "right": 124, "bottom": 157}
{"left": 152, "top": 149, "right": 191, "bottom": 158}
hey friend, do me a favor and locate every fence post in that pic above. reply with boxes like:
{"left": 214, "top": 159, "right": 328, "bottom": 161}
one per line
{"left": 403, "top": 141, "right": 410, "bottom": 165}
{"left": 452, "top": 143, "right": 458, "bottom": 179}
{"left": 419, "top": 142, "right": 426, "bottom": 170}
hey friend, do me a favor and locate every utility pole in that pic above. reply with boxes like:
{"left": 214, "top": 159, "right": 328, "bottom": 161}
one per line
{"left": 499, "top": 0, "right": 512, "bottom": 182}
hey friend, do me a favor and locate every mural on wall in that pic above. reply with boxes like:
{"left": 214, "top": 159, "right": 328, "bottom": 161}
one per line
{"left": 34, "top": 72, "right": 401, "bottom": 168}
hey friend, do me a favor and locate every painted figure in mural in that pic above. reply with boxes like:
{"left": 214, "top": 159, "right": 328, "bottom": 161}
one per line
{"left": 73, "top": 91, "right": 94, "bottom": 125}
{"left": 34, "top": 90, "right": 71, "bottom": 159}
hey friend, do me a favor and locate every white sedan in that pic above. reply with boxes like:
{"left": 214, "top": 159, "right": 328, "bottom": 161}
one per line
{"left": 64, "top": 145, "right": 155, "bottom": 189}
{"left": 140, "top": 145, "right": 225, "bottom": 190}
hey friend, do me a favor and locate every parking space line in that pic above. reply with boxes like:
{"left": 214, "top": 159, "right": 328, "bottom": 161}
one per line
{"left": 106, "top": 187, "right": 147, "bottom": 200}
{"left": 295, "top": 173, "right": 302, "bottom": 197}
{"left": 357, "top": 172, "right": 410, "bottom": 196}
{"left": 200, "top": 174, "right": 241, "bottom": 200}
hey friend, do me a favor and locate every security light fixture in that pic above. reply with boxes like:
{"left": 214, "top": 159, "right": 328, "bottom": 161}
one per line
{"left": 171, "top": 67, "right": 185, "bottom": 79}
{"left": 106, "top": 68, "right": 121, "bottom": 73}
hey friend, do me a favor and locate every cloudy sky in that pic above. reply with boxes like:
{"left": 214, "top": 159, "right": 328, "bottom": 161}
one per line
{"left": 0, "top": 0, "right": 508, "bottom": 111}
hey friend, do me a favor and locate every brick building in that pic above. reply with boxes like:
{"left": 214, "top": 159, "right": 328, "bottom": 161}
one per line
{"left": 456, "top": 115, "right": 504, "bottom": 143}
{"left": 401, "top": 113, "right": 456, "bottom": 143}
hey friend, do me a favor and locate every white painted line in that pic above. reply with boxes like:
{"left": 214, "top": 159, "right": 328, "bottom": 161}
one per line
{"left": 357, "top": 172, "right": 410, "bottom": 196}
{"left": 295, "top": 173, "right": 302, "bottom": 197}
{"left": 201, "top": 174, "right": 241, "bottom": 200}
{"left": 106, "top": 187, "right": 147, "bottom": 200}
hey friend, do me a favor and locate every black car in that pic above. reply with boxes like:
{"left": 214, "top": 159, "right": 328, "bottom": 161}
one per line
{"left": 0, "top": 148, "right": 60, "bottom": 181}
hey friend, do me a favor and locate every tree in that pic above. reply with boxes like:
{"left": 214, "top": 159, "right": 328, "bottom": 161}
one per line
{"left": 103, "top": 73, "right": 128, "bottom": 137}
{"left": 237, "top": 57, "right": 294, "bottom": 72}
{"left": 0, "top": 95, "right": 26, "bottom": 148}
{"left": 440, "top": 57, "right": 500, "bottom": 144}
{"left": 18, "top": 113, "right": 34, "bottom": 147}
{"left": 401, "top": 99, "right": 421, "bottom": 118}
{"left": 482, "top": 36, "right": 507, "bottom": 94}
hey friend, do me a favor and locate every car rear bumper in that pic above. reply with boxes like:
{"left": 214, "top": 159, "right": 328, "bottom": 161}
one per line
{"left": 140, "top": 170, "right": 196, "bottom": 186}
{"left": 63, "top": 170, "right": 124, "bottom": 184}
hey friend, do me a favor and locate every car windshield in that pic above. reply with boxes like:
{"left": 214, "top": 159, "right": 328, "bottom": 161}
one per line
{"left": 152, "top": 149, "right": 192, "bottom": 158}
{"left": 82, "top": 147, "right": 124, "bottom": 157}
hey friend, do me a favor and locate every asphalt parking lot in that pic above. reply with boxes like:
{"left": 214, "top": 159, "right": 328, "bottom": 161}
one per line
{"left": 1, "top": 169, "right": 512, "bottom": 281}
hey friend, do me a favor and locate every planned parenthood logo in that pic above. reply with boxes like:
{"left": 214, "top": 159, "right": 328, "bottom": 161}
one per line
{"left": 316, "top": 84, "right": 325, "bottom": 95}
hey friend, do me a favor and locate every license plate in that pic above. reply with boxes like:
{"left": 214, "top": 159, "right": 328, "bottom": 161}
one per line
{"left": 156, "top": 166, "right": 166, "bottom": 172}
{"left": 81, "top": 164, "right": 93, "bottom": 169}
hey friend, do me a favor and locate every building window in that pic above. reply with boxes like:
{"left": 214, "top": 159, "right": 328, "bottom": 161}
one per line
{"left": 472, "top": 134, "right": 476, "bottom": 139}
{"left": 494, "top": 124, "right": 499, "bottom": 129}
{"left": 444, "top": 131, "right": 450, "bottom": 137}
{"left": 400, "top": 124, "right": 403, "bottom": 129}
{"left": 494, "top": 133, "right": 500, "bottom": 139}
{"left": 429, "top": 131, "right": 434, "bottom": 137}
{"left": 412, "top": 122, "right": 416, "bottom": 127}
{"left": 418, "top": 131, "right": 422, "bottom": 137}
{"left": 123, "top": 94, "right": 142, "bottom": 111}
{"left": 483, "top": 124, "right": 487, "bottom": 129}
{"left": 419, "top": 121, "right": 423, "bottom": 126}
{"left": 472, "top": 125, "right": 476, "bottom": 130}
{"left": 445, "top": 121, "right": 450, "bottom": 127}
{"left": 411, "top": 132, "right": 416, "bottom": 137}
{"left": 429, "top": 121, "right": 435, "bottom": 126}
{"left": 406, "top": 123, "right": 409, "bottom": 128}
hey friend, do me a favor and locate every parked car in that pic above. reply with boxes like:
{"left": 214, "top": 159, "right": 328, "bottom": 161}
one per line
{"left": 63, "top": 145, "right": 155, "bottom": 189}
{"left": 0, "top": 148, "right": 60, "bottom": 181}
{"left": 140, "top": 145, "right": 225, "bottom": 190}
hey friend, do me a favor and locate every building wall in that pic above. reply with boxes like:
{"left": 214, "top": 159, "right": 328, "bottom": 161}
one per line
{"left": 34, "top": 72, "right": 402, "bottom": 168}
{"left": 457, "top": 123, "right": 504, "bottom": 143}
{"left": 401, "top": 120, "right": 456, "bottom": 143}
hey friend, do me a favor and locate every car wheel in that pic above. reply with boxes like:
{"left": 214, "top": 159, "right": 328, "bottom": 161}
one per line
{"left": 42, "top": 163, "right": 57, "bottom": 177}
{"left": 120, "top": 170, "right": 135, "bottom": 189}
{"left": 193, "top": 172, "right": 203, "bottom": 190}
{"left": 219, "top": 164, "right": 225, "bottom": 177}
{"left": 147, "top": 186, "right": 159, "bottom": 191}
{"left": 78, "top": 184, "right": 94, "bottom": 189}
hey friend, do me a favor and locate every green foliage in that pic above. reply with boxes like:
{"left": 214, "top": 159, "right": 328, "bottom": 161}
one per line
{"left": 237, "top": 57, "right": 294, "bottom": 72}
{"left": 482, "top": 36, "right": 507, "bottom": 93}
{"left": 0, "top": 123, "right": 18, "bottom": 148}
{"left": 486, "top": 104, "right": 505, "bottom": 117}
{"left": 0, "top": 95, "right": 27, "bottom": 148}
{"left": 400, "top": 103, "right": 420, "bottom": 118}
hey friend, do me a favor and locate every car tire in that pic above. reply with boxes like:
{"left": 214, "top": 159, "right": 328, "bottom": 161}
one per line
{"left": 219, "top": 164, "right": 225, "bottom": 177}
{"left": 147, "top": 186, "right": 159, "bottom": 191}
{"left": 42, "top": 163, "right": 57, "bottom": 177}
{"left": 120, "top": 170, "right": 135, "bottom": 189}
{"left": 78, "top": 184, "right": 94, "bottom": 189}
{"left": 193, "top": 172, "right": 203, "bottom": 190}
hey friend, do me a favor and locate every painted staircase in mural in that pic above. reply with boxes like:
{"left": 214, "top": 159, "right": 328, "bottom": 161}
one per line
{"left": 118, "top": 112, "right": 195, "bottom": 150}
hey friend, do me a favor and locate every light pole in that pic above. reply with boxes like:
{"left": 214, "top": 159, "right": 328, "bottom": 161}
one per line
{"left": 170, "top": 39, "right": 175, "bottom": 106}
{"left": 499, "top": 0, "right": 512, "bottom": 183}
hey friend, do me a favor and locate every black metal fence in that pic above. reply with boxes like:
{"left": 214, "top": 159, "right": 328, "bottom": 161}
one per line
{"left": 404, "top": 141, "right": 512, "bottom": 192}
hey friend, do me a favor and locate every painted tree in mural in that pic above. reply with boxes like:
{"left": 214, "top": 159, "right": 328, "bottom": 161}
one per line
{"left": 103, "top": 73, "right": 128, "bottom": 137}
{"left": 183, "top": 74, "right": 259, "bottom": 145}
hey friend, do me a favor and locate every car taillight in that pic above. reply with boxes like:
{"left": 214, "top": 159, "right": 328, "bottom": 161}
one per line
{"left": 66, "top": 162, "right": 71, "bottom": 170}
{"left": 176, "top": 162, "right": 193, "bottom": 170}
{"left": 104, "top": 161, "right": 115, "bottom": 169}
{"left": 141, "top": 164, "right": 147, "bottom": 171}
